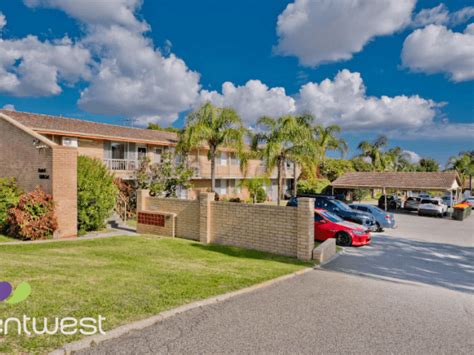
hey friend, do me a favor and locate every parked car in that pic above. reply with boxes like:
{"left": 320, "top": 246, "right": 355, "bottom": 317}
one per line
{"left": 314, "top": 209, "right": 371, "bottom": 247}
{"left": 378, "top": 194, "right": 402, "bottom": 210}
{"left": 404, "top": 197, "right": 421, "bottom": 211}
{"left": 288, "top": 195, "right": 378, "bottom": 232}
{"left": 349, "top": 204, "right": 396, "bottom": 231}
{"left": 418, "top": 192, "right": 432, "bottom": 199}
{"left": 442, "top": 195, "right": 455, "bottom": 208}
{"left": 418, "top": 198, "right": 448, "bottom": 217}
{"left": 463, "top": 197, "right": 474, "bottom": 206}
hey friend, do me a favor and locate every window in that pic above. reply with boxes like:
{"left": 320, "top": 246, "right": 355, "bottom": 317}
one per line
{"left": 111, "top": 142, "right": 126, "bottom": 160}
{"left": 314, "top": 213, "right": 324, "bottom": 222}
{"left": 229, "top": 179, "right": 240, "bottom": 194}
{"left": 217, "top": 179, "right": 227, "bottom": 195}
{"left": 137, "top": 146, "right": 147, "bottom": 160}
{"left": 231, "top": 153, "right": 240, "bottom": 166}
{"left": 219, "top": 152, "right": 228, "bottom": 166}
{"left": 154, "top": 148, "right": 162, "bottom": 163}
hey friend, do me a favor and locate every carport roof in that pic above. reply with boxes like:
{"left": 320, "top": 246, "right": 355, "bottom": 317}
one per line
{"left": 332, "top": 171, "right": 461, "bottom": 191}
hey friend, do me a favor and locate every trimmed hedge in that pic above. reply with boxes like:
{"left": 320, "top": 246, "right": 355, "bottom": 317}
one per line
{"left": 78, "top": 156, "right": 118, "bottom": 234}
{"left": 0, "top": 178, "right": 21, "bottom": 233}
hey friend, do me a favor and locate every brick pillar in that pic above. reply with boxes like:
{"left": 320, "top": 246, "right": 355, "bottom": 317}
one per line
{"left": 137, "top": 189, "right": 149, "bottom": 213}
{"left": 297, "top": 197, "right": 314, "bottom": 261}
{"left": 199, "top": 192, "right": 215, "bottom": 244}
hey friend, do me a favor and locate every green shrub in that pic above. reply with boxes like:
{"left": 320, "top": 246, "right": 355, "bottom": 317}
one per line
{"left": 255, "top": 187, "right": 267, "bottom": 203}
{"left": 297, "top": 178, "right": 331, "bottom": 195}
{"left": 7, "top": 187, "right": 57, "bottom": 240}
{"left": 78, "top": 156, "right": 118, "bottom": 234}
{"left": 0, "top": 178, "right": 21, "bottom": 233}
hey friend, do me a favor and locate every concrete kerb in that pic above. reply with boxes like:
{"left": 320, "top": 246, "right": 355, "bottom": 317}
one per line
{"left": 50, "top": 267, "right": 315, "bottom": 355}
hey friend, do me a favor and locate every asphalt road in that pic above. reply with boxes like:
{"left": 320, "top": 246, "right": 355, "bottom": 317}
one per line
{"left": 80, "top": 213, "right": 474, "bottom": 354}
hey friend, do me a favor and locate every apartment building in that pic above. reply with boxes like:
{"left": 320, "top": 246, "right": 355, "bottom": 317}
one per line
{"left": 0, "top": 110, "right": 295, "bottom": 202}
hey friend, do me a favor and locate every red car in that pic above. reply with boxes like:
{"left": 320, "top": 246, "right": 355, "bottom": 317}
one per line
{"left": 314, "top": 208, "right": 371, "bottom": 247}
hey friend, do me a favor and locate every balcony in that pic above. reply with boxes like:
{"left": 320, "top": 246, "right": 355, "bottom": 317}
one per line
{"left": 104, "top": 159, "right": 139, "bottom": 171}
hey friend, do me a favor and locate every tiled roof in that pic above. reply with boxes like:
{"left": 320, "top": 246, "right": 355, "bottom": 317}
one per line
{"left": 0, "top": 109, "right": 178, "bottom": 145}
{"left": 332, "top": 171, "right": 460, "bottom": 190}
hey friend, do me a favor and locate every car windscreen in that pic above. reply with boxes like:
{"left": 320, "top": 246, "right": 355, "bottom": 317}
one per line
{"left": 421, "top": 199, "right": 438, "bottom": 205}
{"left": 320, "top": 211, "right": 343, "bottom": 223}
{"left": 332, "top": 200, "right": 353, "bottom": 212}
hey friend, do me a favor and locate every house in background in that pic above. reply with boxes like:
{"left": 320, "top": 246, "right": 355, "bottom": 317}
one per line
{"left": 0, "top": 109, "right": 295, "bottom": 204}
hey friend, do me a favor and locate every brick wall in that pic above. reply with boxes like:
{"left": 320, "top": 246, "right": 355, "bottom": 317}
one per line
{"left": 0, "top": 114, "right": 78, "bottom": 238}
{"left": 0, "top": 116, "right": 54, "bottom": 194}
{"left": 137, "top": 190, "right": 314, "bottom": 260}
{"left": 141, "top": 191, "right": 200, "bottom": 240}
{"left": 210, "top": 202, "right": 298, "bottom": 257}
{"left": 78, "top": 139, "right": 104, "bottom": 160}
{"left": 51, "top": 146, "right": 78, "bottom": 238}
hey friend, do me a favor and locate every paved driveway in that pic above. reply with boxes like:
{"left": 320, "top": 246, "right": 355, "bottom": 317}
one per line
{"left": 80, "top": 213, "right": 474, "bottom": 354}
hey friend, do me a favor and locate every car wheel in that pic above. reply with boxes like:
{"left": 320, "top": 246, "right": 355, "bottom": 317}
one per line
{"left": 336, "top": 232, "right": 352, "bottom": 247}
{"left": 375, "top": 222, "right": 384, "bottom": 232}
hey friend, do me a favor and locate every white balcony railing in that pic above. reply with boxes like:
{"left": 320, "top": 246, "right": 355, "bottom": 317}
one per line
{"left": 104, "top": 159, "right": 138, "bottom": 171}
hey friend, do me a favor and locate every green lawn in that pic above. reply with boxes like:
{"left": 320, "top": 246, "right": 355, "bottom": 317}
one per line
{"left": 0, "top": 234, "right": 14, "bottom": 243}
{"left": 0, "top": 235, "right": 310, "bottom": 353}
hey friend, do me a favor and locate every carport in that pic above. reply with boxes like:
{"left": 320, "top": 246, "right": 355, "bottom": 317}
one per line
{"left": 331, "top": 172, "right": 463, "bottom": 210}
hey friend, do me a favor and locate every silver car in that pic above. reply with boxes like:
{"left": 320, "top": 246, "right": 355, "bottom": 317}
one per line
{"left": 404, "top": 197, "right": 420, "bottom": 211}
{"left": 349, "top": 204, "right": 396, "bottom": 231}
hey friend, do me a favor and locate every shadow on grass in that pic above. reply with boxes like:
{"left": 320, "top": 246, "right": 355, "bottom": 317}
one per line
{"left": 189, "top": 242, "right": 312, "bottom": 266}
{"left": 325, "top": 235, "right": 474, "bottom": 294}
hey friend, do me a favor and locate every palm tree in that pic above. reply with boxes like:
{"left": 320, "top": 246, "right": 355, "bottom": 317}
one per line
{"left": 357, "top": 135, "right": 388, "bottom": 171}
{"left": 178, "top": 102, "right": 245, "bottom": 193}
{"left": 312, "top": 124, "right": 348, "bottom": 177}
{"left": 251, "top": 115, "right": 313, "bottom": 205}
{"left": 447, "top": 151, "right": 474, "bottom": 191}
{"left": 384, "top": 147, "right": 412, "bottom": 171}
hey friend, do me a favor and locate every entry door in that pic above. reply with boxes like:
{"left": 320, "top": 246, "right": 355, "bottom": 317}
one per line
{"left": 137, "top": 145, "right": 147, "bottom": 161}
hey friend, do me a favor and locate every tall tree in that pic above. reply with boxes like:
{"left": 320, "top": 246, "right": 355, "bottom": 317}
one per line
{"left": 251, "top": 115, "right": 313, "bottom": 205}
{"left": 178, "top": 102, "right": 245, "bottom": 193}
{"left": 417, "top": 158, "right": 439, "bottom": 172}
{"left": 357, "top": 135, "right": 388, "bottom": 171}
{"left": 447, "top": 151, "right": 474, "bottom": 191}
{"left": 311, "top": 124, "right": 348, "bottom": 178}
{"left": 384, "top": 147, "right": 412, "bottom": 171}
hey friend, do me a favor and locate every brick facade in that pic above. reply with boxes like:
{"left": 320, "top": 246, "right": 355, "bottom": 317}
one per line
{"left": 137, "top": 190, "right": 314, "bottom": 260}
{"left": 0, "top": 113, "right": 77, "bottom": 238}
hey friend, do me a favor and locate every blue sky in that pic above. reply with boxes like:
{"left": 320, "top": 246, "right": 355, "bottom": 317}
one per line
{"left": 0, "top": 0, "right": 472, "bottom": 166}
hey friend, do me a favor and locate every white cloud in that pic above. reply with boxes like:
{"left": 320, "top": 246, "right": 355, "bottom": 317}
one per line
{"left": 22, "top": 0, "right": 201, "bottom": 125}
{"left": 275, "top": 0, "right": 415, "bottom": 66}
{"left": 2, "top": 103, "right": 15, "bottom": 110}
{"left": 412, "top": 4, "right": 474, "bottom": 27}
{"left": 0, "top": 12, "right": 6, "bottom": 30}
{"left": 403, "top": 150, "right": 421, "bottom": 164}
{"left": 0, "top": 29, "right": 91, "bottom": 96}
{"left": 295, "top": 70, "right": 439, "bottom": 130}
{"left": 398, "top": 123, "right": 474, "bottom": 140}
{"left": 199, "top": 80, "right": 295, "bottom": 126}
{"left": 78, "top": 26, "right": 200, "bottom": 125}
{"left": 24, "top": 0, "right": 146, "bottom": 31}
{"left": 402, "top": 24, "right": 474, "bottom": 82}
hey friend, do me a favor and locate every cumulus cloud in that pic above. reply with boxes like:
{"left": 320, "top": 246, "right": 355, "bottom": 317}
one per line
{"left": 412, "top": 4, "right": 474, "bottom": 27}
{"left": 0, "top": 28, "right": 91, "bottom": 96}
{"left": 0, "top": 12, "right": 6, "bottom": 30}
{"left": 402, "top": 24, "right": 474, "bottom": 82}
{"left": 275, "top": 0, "right": 415, "bottom": 66}
{"left": 199, "top": 80, "right": 296, "bottom": 126}
{"left": 24, "top": 0, "right": 147, "bottom": 31}
{"left": 403, "top": 150, "right": 421, "bottom": 164}
{"left": 78, "top": 26, "right": 200, "bottom": 125}
{"left": 22, "top": 0, "right": 201, "bottom": 125}
{"left": 2, "top": 103, "right": 15, "bottom": 110}
{"left": 295, "top": 70, "right": 439, "bottom": 130}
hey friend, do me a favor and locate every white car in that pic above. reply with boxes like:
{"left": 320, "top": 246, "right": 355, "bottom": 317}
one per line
{"left": 418, "top": 198, "right": 448, "bottom": 217}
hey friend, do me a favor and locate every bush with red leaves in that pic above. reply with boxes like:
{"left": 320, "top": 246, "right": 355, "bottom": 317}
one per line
{"left": 7, "top": 187, "right": 58, "bottom": 240}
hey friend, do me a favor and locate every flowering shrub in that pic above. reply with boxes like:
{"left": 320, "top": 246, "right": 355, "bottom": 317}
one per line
{"left": 0, "top": 177, "right": 21, "bottom": 233}
{"left": 7, "top": 187, "right": 57, "bottom": 240}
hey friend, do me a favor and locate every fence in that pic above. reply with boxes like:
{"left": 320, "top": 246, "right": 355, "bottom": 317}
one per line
{"left": 136, "top": 190, "right": 314, "bottom": 260}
